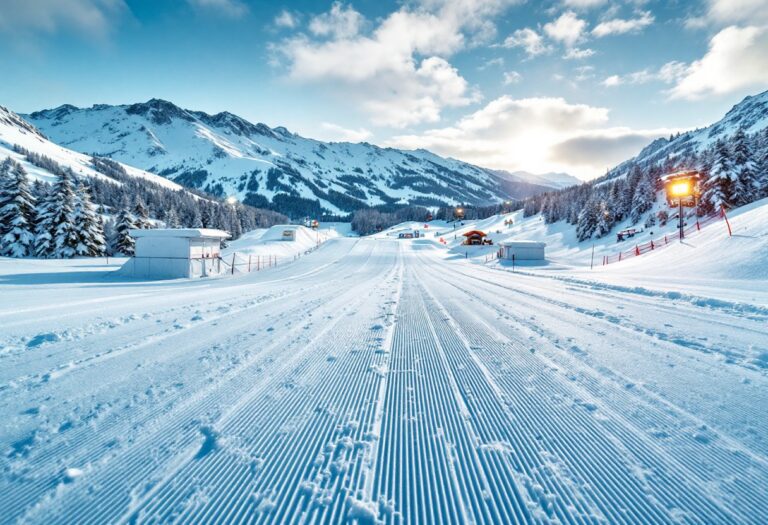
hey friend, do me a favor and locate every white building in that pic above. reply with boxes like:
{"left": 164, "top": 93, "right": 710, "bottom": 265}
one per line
{"left": 120, "top": 228, "right": 230, "bottom": 279}
{"left": 500, "top": 240, "right": 546, "bottom": 261}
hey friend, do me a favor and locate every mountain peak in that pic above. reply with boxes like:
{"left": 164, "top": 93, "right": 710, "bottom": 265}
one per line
{"left": 0, "top": 105, "right": 47, "bottom": 140}
{"left": 126, "top": 99, "right": 195, "bottom": 125}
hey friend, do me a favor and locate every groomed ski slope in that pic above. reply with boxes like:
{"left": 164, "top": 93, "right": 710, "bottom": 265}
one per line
{"left": 1, "top": 238, "right": 767, "bottom": 524}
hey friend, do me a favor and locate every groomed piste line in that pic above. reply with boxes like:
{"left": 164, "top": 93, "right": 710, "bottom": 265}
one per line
{"left": 1, "top": 238, "right": 765, "bottom": 524}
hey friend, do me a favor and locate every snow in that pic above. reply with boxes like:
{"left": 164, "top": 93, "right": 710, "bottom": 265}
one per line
{"left": 222, "top": 224, "right": 339, "bottom": 260}
{"left": 0, "top": 201, "right": 766, "bottom": 523}
{"left": 130, "top": 228, "right": 230, "bottom": 239}
{"left": 0, "top": 106, "right": 184, "bottom": 192}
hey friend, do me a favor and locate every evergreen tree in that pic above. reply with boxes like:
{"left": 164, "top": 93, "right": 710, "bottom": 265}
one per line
{"left": 71, "top": 183, "right": 106, "bottom": 256}
{"left": 702, "top": 138, "right": 735, "bottom": 209}
{"left": 163, "top": 207, "right": 180, "bottom": 228}
{"left": 133, "top": 198, "right": 152, "bottom": 229}
{"left": 34, "top": 170, "right": 78, "bottom": 258}
{"left": 732, "top": 128, "right": 757, "bottom": 204}
{"left": 595, "top": 201, "right": 614, "bottom": 238}
{"left": 629, "top": 170, "right": 656, "bottom": 224}
{"left": 758, "top": 130, "right": 768, "bottom": 198}
{"left": 114, "top": 208, "right": 138, "bottom": 255}
{"left": 0, "top": 160, "right": 37, "bottom": 257}
{"left": 103, "top": 218, "right": 117, "bottom": 256}
{"left": 576, "top": 198, "right": 599, "bottom": 241}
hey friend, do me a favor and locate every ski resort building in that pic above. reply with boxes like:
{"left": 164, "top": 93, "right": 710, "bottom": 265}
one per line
{"left": 500, "top": 240, "right": 546, "bottom": 260}
{"left": 120, "top": 228, "right": 230, "bottom": 279}
{"left": 463, "top": 230, "right": 489, "bottom": 245}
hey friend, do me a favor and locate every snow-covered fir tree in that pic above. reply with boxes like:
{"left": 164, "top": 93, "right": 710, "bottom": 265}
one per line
{"left": 0, "top": 159, "right": 37, "bottom": 257}
{"left": 576, "top": 198, "right": 599, "bottom": 241}
{"left": 51, "top": 170, "right": 80, "bottom": 258}
{"left": 133, "top": 198, "right": 152, "bottom": 229}
{"left": 702, "top": 138, "right": 735, "bottom": 209}
{"left": 162, "top": 207, "right": 180, "bottom": 228}
{"left": 34, "top": 169, "right": 79, "bottom": 258}
{"left": 629, "top": 170, "right": 656, "bottom": 224}
{"left": 114, "top": 208, "right": 138, "bottom": 255}
{"left": 71, "top": 183, "right": 106, "bottom": 256}
{"left": 595, "top": 201, "right": 614, "bottom": 238}
{"left": 732, "top": 128, "right": 757, "bottom": 204}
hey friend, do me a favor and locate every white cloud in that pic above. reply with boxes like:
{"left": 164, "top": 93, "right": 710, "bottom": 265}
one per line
{"left": 703, "top": 0, "right": 768, "bottom": 26}
{"left": 319, "top": 122, "right": 373, "bottom": 142}
{"left": 562, "top": 0, "right": 608, "bottom": 8}
{"left": 602, "top": 61, "right": 687, "bottom": 87}
{"left": 669, "top": 25, "right": 768, "bottom": 99}
{"left": 274, "top": 10, "right": 298, "bottom": 29}
{"left": 188, "top": 0, "right": 248, "bottom": 18}
{"left": 502, "top": 28, "right": 550, "bottom": 56}
{"left": 309, "top": 2, "right": 364, "bottom": 39}
{"left": 274, "top": 1, "right": 515, "bottom": 127}
{"left": 478, "top": 57, "right": 505, "bottom": 70}
{"left": 503, "top": 71, "right": 522, "bottom": 84}
{"left": 386, "top": 96, "right": 620, "bottom": 178}
{"left": 563, "top": 47, "right": 595, "bottom": 59}
{"left": 0, "top": 0, "right": 128, "bottom": 40}
{"left": 550, "top": 127, "right": 680, "bottom": 168}
{"left": 544, "top": 11, "right": 587, "bottom": 47}
{"left": 592, "top": 11, "right": 654, "bottom": 37}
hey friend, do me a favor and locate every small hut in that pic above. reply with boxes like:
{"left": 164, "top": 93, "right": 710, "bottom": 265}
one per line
{"left": 120, "top": 228, "right": 230, "bottom": 279}
{"left": 462, "top": 230, "right": 488, "bottom": 245}
{"left": 500, "top": 240, "right": 546, "bottom": 261}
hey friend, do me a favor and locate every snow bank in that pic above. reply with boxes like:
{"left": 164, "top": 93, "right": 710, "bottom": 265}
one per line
{"left": 222, "top": 225, "right": 338, "bottom": 260}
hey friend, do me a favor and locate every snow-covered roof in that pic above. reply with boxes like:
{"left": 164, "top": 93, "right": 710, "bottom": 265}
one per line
{"left": 500, "top": 240, "right": 546, "bottom": 247}
{"left": 130, "top": 228, "right": 231, "bottom": 239}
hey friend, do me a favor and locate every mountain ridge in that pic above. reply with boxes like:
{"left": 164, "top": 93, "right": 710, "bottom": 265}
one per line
{"left": 26, "top": 99, "right": 573, "bottom": 218}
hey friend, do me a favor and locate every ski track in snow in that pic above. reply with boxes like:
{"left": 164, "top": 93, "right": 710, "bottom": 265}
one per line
{"left": 0, "top": 239, "right": 766, "bottom": 524}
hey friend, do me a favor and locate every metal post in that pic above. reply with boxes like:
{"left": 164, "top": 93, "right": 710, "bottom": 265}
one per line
{"left": 679, "top": 199, "right": 684, "bottom": 241}
{"left": 512, "top": 253, "right": 515, "bottom": 272}
{"left": 231, "top": 253, "right": 236, "bottom": 275}
{"left": 722, "top": 205, "right": 732, "bottom": 237}
{"left": 590, "top": 244, "right": 594, "bottom": 270}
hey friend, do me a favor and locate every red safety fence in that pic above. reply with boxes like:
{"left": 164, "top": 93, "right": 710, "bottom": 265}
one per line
{"left": 602, "top": 207, "right": 731, "bottom": 266}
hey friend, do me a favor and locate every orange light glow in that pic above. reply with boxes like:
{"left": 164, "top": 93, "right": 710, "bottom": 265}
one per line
{"left": 669, "top": 181, "right": 691, "bottom": 197}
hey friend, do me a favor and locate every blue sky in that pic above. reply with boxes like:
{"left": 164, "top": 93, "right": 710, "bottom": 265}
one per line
{"left": 1, "top": 0, "right": 767, "bottom": 179}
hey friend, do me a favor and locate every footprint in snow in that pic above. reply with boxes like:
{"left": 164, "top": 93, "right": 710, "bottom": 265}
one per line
{"left": 26, "top": 333, "right": 60, "bottom": 348}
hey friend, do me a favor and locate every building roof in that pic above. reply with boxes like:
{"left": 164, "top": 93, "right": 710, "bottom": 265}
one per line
{"left": 462, "top": 230, "right": 487, "bottom": 237}
{"left": 500, "top": 240, "right": 546, "bottom": 248}
{"left": 129, "top": 228, "right": 231, "bottom": 239}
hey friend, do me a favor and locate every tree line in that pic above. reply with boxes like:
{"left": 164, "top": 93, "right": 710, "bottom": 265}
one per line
{"left": 521, "top": 127, "right": 768, "bottom": 241}
{"left": 0, "top": 151, "right": 288, "bottom": 258}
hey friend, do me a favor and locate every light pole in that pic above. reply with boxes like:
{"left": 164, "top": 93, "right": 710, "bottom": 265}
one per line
{"left": 662, "top": 172, "right": 700, "bottom": 242}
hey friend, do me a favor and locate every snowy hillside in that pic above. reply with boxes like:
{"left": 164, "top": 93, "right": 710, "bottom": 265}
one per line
{"left": 606, "top": 89, "right": 768, "bottom": 180}
{"left": 0, "top": 106, "right": 183, "bottom": 191}
{"left": 25, "top": 100, "right": 560, "bottom": 218}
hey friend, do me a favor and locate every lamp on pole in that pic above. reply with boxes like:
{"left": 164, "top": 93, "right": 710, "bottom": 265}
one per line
{"left": 662, "top": 171, "right": 701, "bottom": 242}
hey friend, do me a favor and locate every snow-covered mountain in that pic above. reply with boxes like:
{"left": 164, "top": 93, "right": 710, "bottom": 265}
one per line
{"left": 0, "top": 105, "right": 183, "bottom": 191}
{"left": 495, "top": 170, "right": 580, "bottom": 190}
{"left": 606, "top": 89, "right": 768, "bottom": 180}
{"left": 25, "top": 99, "right": 559, "bottom": 218}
